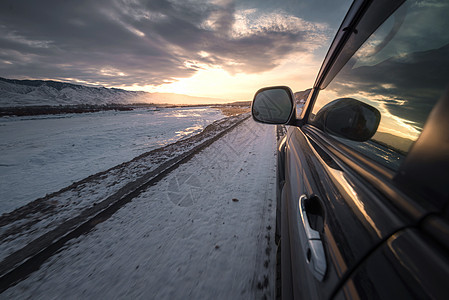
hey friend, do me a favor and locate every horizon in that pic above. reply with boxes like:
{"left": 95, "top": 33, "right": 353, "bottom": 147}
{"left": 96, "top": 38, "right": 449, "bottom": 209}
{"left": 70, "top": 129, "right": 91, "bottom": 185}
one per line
{"left": 0, "top": 75, "right": 310, "bottom": 102}
{"left": 0, "top": 0, "right": 353, "bottom": 104}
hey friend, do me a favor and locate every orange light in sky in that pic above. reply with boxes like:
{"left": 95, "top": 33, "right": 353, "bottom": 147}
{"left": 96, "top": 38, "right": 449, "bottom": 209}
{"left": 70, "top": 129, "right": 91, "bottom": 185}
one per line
{"left": 123, "top": 53, "right": 321, "bottom": 102}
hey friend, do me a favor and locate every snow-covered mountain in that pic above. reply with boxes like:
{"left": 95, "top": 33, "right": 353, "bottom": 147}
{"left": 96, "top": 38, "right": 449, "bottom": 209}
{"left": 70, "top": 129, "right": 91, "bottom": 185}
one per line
{"left": 0, "top": 77, "right": 230, "bottom": 107}
{"left": 293, "top": 88, "right": 311, "bottom": 115}
{"left": 293, "top": 88, "right": 311, "bottom": 104}
{"left": 0, "top": 77, "right": 149, "bottom": 107}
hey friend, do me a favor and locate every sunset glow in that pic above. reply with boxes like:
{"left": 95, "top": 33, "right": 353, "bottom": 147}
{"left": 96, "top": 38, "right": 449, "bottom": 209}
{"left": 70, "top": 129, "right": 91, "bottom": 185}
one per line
{"left": 124, "top": 53, "right": 321, "bottom": 101}
{"left": 0, "top": 0, "right": 353, "bottom": 103}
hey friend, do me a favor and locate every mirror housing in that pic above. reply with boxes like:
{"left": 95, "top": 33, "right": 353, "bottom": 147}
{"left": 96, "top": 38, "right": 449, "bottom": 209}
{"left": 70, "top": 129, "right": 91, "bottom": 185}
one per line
{"left": 252, "top": 86, "right": 294, "bottom": 124}
{"left": 314, "top": 98, "right": 380, "bottom": 142}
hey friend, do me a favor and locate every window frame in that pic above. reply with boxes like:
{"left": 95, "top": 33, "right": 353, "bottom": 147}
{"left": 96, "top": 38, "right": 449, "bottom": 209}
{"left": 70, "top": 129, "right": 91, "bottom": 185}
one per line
{"left": 300, "top": 0, "right": 405, "bottom": 123}
{"left": 298, "top": 0, "right": 449, "bottom": 217}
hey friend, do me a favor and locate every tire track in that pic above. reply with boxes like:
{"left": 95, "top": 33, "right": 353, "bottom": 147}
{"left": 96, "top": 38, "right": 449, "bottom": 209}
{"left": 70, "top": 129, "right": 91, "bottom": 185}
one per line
{"left": 0, "top": 115, "right": 250, "bottom": 294}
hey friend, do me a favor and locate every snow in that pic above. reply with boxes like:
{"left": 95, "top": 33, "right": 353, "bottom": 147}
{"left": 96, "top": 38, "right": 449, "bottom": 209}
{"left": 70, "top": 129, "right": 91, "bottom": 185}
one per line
{"left": 0, "top": 113, "right": 249, "bottom": 264}
{"left": 0, "top": 78, "right": 230, "bottom": 107}
{"left": 2, "top": 118, "right": 277, "bottom": 299}
{"left": 0, "top": 79, "right": 149, "bottom": 107}
{"left": 0, "top": 107, "right": 225, "bottom": 215}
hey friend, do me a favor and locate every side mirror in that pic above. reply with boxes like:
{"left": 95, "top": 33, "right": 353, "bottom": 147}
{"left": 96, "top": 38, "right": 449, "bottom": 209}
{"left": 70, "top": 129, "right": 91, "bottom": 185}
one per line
{"left": 314, "top": 98, "right": 380, "bottom": 142}
{"left": 252, "top": 86, "right": 294, "bottom": 124}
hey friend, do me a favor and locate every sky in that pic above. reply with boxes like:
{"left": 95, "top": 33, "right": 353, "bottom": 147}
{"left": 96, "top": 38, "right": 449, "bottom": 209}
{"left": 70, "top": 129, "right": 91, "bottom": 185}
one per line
{"left": 0, "top": 0, "right": 352, "bottom": 101}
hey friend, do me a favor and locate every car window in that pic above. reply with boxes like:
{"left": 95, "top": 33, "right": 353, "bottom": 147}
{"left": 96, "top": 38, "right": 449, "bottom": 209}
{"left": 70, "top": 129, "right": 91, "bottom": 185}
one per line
{"left": 309, "top": 0, "right": 449, "bottom": 171}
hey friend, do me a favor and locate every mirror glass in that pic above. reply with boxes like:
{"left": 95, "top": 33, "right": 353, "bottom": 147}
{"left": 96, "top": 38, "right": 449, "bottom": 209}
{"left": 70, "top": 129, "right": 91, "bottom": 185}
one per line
{"left": 252, "top": 88, "right": 293, "bottom": 124}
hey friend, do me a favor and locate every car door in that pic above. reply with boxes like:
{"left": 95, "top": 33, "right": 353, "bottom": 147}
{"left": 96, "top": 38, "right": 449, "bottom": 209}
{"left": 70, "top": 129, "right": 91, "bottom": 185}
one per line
{"left": 281, "top": 0, "right": 449, "bottom": 298}
{"left": 333, "top": 74, "right": 449, "bottom": 299}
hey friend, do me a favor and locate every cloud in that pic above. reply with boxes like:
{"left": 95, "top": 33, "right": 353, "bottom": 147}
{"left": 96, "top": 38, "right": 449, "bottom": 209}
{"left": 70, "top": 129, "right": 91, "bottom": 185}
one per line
{"left": 0, "top": 0, "right": 327, "bottom": 88}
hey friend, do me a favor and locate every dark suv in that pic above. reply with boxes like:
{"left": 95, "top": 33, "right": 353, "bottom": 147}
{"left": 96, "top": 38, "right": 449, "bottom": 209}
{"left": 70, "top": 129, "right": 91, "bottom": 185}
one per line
{"left": 252, "top": 0, "right": 449, "bottom": 298}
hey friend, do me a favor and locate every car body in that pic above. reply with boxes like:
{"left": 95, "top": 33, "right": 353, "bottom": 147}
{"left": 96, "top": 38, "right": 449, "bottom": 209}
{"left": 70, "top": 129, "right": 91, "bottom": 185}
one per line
{"left": 252, "top": 0, "right": 449, "bottom": 299}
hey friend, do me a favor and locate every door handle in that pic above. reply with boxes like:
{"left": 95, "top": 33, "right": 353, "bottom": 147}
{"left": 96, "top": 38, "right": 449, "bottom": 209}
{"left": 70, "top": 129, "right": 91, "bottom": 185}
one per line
{"left": 299, "top": 194, "right": 327, "bottom": 281}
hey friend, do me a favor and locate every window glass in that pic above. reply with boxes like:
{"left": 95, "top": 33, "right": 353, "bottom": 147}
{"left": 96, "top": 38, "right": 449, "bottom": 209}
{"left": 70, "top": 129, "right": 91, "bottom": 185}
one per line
{"left": 310, "top": 0, "right": 449, "bottom": 170}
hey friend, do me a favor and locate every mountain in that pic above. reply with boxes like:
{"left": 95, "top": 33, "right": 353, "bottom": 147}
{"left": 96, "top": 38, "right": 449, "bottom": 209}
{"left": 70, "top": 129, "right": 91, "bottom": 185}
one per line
{"left": 292, "top": 88, "right": 311, "bottom": 115}
{"left": 293, "top": 88, "right": 312, "bottom": 104}
{"left": 0, "top": 77, "right": 231, "bottom": 107}
{"left": 372, "top": 131, "right": 414, "bottom": 155}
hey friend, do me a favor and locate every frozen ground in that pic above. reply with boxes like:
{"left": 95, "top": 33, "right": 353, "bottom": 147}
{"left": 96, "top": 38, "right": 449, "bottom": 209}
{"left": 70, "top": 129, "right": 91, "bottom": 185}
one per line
{"left": 2, "top": 117, "right": 277, "bottom": 299}
{"left": 0, "top": 107, "right": 225, "bottom": 214}
{"left": 0, "top": 114, "right": 249, "bottom": 265}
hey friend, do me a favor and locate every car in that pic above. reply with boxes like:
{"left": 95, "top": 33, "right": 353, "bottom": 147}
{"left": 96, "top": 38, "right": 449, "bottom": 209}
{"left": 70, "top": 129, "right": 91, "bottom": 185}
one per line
{"left": 251, "top": 0, "right": 449, "bottom": 299}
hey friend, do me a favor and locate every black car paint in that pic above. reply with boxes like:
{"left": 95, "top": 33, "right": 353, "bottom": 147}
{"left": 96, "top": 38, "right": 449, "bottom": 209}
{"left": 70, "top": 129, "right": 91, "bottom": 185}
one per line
{"left": 253, "top": 0, "right": 449, "bottom": 298}
{"left": 334, "top": 228, "right": 449, "bottom": 299}
{"left": 277, "top": 92, "right": 449, "bottom": 299}
{"left": 281, "top": 125, "right": 412, "bottom": 299}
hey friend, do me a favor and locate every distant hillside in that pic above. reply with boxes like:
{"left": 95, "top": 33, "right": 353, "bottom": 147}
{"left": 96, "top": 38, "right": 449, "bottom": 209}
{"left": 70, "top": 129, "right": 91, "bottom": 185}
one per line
{"left": 294, "top": 89, "right": 312, "bottom": 104}
{"left": 372, "top": 131, "right": 414, "bottom": 154}
{"left": 0, "top": 77, "right": 106, "bottom": 91}
{"left": 293, "top": 88, "right": 311, "bottom": 115}
{"left": 0, "top": 77, "right": 232, "bottom": 107}
{"left": 228, "top": 101, "right": 251, "bottom": 106}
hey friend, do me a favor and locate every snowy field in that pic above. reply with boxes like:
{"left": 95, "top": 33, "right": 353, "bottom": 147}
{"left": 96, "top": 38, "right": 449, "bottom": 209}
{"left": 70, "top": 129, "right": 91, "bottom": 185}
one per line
{"left": 0, "top": 107, "right": 225, "bottom": 215}
{"left": 2, "top": 118, "right": 277, "bottom": 299}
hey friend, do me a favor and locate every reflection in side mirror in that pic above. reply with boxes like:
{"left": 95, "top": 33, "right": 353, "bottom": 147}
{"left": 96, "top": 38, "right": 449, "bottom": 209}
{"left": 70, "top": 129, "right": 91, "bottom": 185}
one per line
{"left": 314, "top": 98, "right": 381, "bottom": 142}
{"left": 252, "top": 86, "right": 294, "bottom": 124}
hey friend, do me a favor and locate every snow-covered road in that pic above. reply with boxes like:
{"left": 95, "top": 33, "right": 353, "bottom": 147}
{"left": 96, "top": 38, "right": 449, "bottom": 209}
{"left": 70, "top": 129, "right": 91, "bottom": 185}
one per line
{"left": 0, "top": 107, "right": 226, "bottom": 214}
{"left": 3, "top": 118, "right": 278, "bottom": 299}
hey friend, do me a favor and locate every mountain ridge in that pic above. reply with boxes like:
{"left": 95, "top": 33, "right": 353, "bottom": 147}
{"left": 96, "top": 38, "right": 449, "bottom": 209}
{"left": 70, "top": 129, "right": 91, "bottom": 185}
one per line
{"left": 0, "top": 77, "right": 234, "bottom": 107}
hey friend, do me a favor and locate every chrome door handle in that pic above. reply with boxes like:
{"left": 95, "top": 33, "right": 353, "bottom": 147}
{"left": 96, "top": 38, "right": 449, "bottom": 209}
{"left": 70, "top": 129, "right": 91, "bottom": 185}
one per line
{"left": 299, "top": 194, "right": 327, "bottom": 281}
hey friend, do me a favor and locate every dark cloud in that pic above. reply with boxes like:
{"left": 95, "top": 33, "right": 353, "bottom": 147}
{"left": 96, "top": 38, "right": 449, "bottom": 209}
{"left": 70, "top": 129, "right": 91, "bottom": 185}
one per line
{"left": 237, "top": 0, "right": 353, "bottom": 27}
{"left": 0, "top": 0, "right": 326, "bottom": 87}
